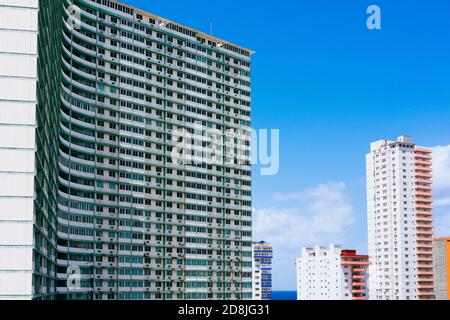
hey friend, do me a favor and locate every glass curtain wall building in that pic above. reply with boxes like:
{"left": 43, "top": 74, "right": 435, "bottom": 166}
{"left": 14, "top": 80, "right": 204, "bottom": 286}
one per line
{"left": 56, "top": 0, "right": 253, "bottom": 300}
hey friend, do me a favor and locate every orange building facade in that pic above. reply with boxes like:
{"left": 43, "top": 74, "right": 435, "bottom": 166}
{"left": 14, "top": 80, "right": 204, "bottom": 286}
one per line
{"left": 414, "top": 147, "right": 435, "bottom": 299}
{"left": 340, "top": 250, "right": 370, "bottom": 300}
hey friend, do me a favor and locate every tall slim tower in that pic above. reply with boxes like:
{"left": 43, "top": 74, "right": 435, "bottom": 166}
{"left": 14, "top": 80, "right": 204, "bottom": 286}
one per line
{"left": 0, "top": 0, "right": 253, "bottom": 300}
{"left": 252, "top": 241, "right": 273, "bottom": 300}
{"left": 366, "top": 136, "right": 434, "bottom": 300}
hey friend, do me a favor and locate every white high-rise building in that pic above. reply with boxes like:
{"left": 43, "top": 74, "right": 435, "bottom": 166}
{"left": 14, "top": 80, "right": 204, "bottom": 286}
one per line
{"left": 0, "top": 0, "right": 40, "bottom": 300}
{"left": 366, "top": 136, "right": 434, "bottom": 300}
{"left": 295, "top": 245, "right": 369, "bottom": 300}
{"left": 0, "top": 0, "right": 60, "bottom": 300}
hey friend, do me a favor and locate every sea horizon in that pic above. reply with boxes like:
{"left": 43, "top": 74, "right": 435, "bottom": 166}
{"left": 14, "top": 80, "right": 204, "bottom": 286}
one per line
{"left": 271, "top": 291, "right": 297, "bottom": 301}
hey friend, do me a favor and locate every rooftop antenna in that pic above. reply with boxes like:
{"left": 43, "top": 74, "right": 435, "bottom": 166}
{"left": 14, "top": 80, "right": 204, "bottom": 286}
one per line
{"left": 210, "top": 21, "right": 213, "bottom": 35}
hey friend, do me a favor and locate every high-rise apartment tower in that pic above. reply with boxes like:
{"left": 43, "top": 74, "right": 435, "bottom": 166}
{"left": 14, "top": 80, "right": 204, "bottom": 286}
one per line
{"left": 366, "top": 136, "right": 434, "bottom": 300}
{"left": 0, "top": 0, "right": 253, "bottom": 300}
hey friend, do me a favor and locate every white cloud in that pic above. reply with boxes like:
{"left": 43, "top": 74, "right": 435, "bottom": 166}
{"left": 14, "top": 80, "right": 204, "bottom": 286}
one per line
{"left": 253, "top": 181, "right": 355, "bottom": 289}
{"left": 430, "top": 145, "right": 450, "bottom": 238}
{"left": 267, "top": 182, "right": 354, "bottom": 240}
{"left": 273, "top": 181, "right": 347, "bottom": 202}
{"left": 432, "top": 145, "right": 450, "bottom": 191}
{"left": 435, "top": 211, "right": 450, "bottom": 237}
{"left": 435, "top": 197, "right": 450, "bottom": 207}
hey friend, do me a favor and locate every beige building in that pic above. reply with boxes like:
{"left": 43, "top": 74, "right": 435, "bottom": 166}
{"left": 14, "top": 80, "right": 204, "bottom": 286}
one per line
{"left": 434, "top": 237, "right": 450, "bottom": 300}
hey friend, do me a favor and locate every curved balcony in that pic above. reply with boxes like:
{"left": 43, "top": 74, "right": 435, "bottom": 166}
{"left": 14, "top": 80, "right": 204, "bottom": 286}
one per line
{"left": 60, "top": 96, "right": 96, "bottom": 122}
{"left": 61, "top": 83, "right": 97, "bottom": 107}
{"left": 61, "top": 42, "right": 250, "bottom": 118}
{"left": 62, "top": 58, "right": 97, "bottom": 83}
{"left": 66, "top": 3, "right": 252, "bottom": 104}
{"left": 59, "top": 177, "right": 96, "bottom": 194}
{"left": 58, "top": 191, "right": 95, "bottom": 207}
{"left": 62, "top": 69, "right": 97, "bottom": 94}
{"left": 60, "top": 121, "right": 96, "bottom": 142}
{"left": 63, "top": 20, "right": 98, "bottom": 49}
{"left": 60, "top": 133, "right": 96, "bottom": 156}
{"left": 62, "top": 43, "right": 97, "bottom": 70}
{"left": 62, "top": 29, "right": 97, "bottom": 58}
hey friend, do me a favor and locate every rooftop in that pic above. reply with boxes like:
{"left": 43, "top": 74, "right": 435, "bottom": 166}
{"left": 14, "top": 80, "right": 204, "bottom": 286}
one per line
{"left": 93, "top": 0, "right": 255, "bottom": 56}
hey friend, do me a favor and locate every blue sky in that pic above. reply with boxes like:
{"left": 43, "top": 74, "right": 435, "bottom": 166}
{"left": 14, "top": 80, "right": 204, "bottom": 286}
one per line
{"left": 124, "top": 0, "right": 450, "bottom": 290}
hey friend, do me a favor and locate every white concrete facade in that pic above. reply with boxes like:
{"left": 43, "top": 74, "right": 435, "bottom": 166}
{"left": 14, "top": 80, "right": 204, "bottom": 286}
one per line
{"left": 366, "top": 136, "right": 434, "bottom": 300}
{"left": 296, "top": 245, "right": 353, "bottom": 300}
{"left": 0, "top": 0, "right": 39, "bottom": 300}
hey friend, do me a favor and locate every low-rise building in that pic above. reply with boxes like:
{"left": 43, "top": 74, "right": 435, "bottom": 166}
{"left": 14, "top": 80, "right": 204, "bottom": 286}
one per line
{"left": 296, "top": 244, "right": 369, "bottom": 300}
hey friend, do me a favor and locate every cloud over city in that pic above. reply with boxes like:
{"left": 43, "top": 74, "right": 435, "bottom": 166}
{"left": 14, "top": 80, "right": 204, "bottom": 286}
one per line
{"left": 432, "top": 144, "right": 450, "bottom": 237}
{"left": 253, "top": 181, "right": 355, "bottom": 289}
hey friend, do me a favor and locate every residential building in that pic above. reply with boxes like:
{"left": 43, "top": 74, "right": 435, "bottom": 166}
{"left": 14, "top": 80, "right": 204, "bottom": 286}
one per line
{"left": 252, "top": 241, "right": 273, "bottom": 300}
{"left": 433, "top": 237, "right": 450, "bottom": 300}
{"left": 340, "top": 249, "right": 370, "bottom": 300}
{"left": 0, "top": 0, "right": 61, "bottom": 300}
{"left": 366, "top": 136, "right": 434, "bottom": 300}
{"left": 0, "top": 0, "right": 253, "bottom": 300}
{"left": 295, "top": 244, "right": 369, "bottom": 300}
